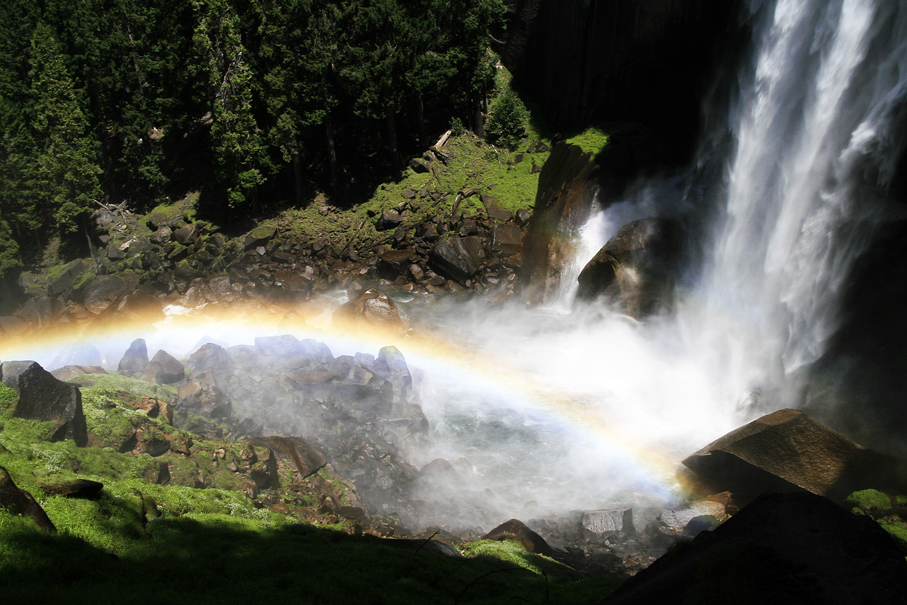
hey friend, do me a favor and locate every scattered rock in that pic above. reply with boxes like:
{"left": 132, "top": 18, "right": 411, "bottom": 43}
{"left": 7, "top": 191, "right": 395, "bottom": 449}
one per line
{"left": 0, "top": 466, "right": 56, "bottom": 532}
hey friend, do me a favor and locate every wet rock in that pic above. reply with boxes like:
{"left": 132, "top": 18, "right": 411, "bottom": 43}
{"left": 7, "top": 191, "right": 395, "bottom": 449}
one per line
{"left": 337, "top": 288, "right": 405, "bottom": 332}
{"left": 519, "top": 142, "right": 598, "bottom": 302}
{"left": 0, "top": 466, "right": 56, "bottom": 532}
{"left": 483, "top": 519, "right": 554, "bottom": 556}
{"left": 576, "top": 217, "right": 684, "bottom": 318}
{"left": 604, "top": 492, "right": 907, "bottom": 605}
{"left": 118, "top": 338, "right": 150, "bottom": 376}
{"left": 682, "top": 409, "right": 907, "bottom": 504}
{"left": 4, "top": 361, "right": 87, "bottom": 446}
{"left": 141, "top": 350, "right": 186, "bottom": 385}
{"left": 429, "top": 236, "right": 486, "bottom": 284}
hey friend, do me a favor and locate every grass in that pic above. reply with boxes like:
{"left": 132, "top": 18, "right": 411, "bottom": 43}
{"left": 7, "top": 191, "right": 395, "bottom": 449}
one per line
{"left": 0, "top": 374, "right": 622, "bottom": 602}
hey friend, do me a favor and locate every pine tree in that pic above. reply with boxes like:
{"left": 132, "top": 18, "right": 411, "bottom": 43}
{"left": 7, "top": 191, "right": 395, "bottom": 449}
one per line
{"left": 19, "top": 21, "right": 102, "bottom": 236}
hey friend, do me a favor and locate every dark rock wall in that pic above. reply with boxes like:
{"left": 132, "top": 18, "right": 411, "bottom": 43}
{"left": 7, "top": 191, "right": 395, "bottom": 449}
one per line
{"left": 501, "top": 0, "right": 741, "bottom": 161}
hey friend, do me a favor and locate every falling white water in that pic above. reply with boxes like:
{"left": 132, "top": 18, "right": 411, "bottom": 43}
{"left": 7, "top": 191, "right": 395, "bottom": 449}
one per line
{"left": 690, "top": 0, "right": 907, "bottom": 401}
{"left": 404, "top": 0, "right": 907, "bottom": 527}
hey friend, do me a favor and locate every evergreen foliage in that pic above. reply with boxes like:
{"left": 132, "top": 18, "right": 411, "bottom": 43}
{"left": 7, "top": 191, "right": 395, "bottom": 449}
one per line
{"left": 0, "top": 0, "right": 508, "bottom": 274}
{"left": 485, "top": 89, "right": 530, "bottom": 149}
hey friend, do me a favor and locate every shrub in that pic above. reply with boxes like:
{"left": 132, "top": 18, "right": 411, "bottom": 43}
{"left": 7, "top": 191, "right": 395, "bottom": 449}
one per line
{"left": 485, "top": 90, "right": 529, "bottom": 149}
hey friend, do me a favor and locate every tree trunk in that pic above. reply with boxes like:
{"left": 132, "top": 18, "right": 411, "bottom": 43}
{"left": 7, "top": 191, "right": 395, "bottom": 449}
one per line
{"left": 385, "top": 109, "right": 401, "bottom": 171}
{"left": 417, "top": 95, "right": 426, "bottom": 148}
{"left": 472, "top": 92, "right": 485, "bottom": 138}
{"left": 325, "top": 113, "right": 339, "bottom": 195}
{"left": 292, "top": 152, "right": 303, "bottom": 206}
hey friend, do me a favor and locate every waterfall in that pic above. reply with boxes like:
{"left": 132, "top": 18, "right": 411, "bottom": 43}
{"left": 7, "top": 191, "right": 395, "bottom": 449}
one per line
{"left": 682, "top": 0, "right": 907, "bottom": 406}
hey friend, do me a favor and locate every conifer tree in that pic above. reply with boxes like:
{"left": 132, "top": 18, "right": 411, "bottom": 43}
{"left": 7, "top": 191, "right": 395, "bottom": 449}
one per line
{"left": 18, "top": 21, "right": 102, "bottom": 236}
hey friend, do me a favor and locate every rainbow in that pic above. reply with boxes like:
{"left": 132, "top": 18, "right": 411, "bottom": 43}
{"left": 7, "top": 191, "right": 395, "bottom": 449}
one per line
{"left": 0, "top": 298, "right": 694, "bottom": 503}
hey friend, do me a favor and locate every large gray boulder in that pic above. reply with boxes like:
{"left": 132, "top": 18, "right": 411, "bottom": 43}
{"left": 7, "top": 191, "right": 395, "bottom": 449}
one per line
{"left": 682, "top": 409, "right": 907, "bottom": 504}
{"left": 140, "top": 350, "right": 185, "bottom": 385}
{"left": 118, "top": 338, "right": 150, "bottom": 376}
{"left": 1, "top": 361, "right": 87, "bottom": 446}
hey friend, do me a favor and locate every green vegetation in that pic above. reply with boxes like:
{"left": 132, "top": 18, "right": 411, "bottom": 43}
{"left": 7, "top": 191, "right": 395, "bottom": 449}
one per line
{"left": 485, "top": 89, "right": 530, "bottom": 149}
{"left": 847, "top": 489, "right": 892, "bottom": 513}
{"left": 0, "top": 373, "right": 618, "bottom": 602}
{"left": 0, "top": 0, "right": 508, "bottom": 271}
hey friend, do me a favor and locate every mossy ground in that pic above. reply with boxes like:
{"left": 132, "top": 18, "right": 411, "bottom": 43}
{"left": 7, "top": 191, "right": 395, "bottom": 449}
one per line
{"left": 0, "top": 378, "right": 618, "bottom": 602}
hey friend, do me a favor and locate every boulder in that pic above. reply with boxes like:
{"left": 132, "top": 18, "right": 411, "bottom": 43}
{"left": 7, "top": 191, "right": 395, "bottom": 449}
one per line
{"left": 50, "top": 365, "right": 107, "bottom": 383}
{"left": 0, "top": 466, "right": 56, "bottom": 532}
{"left": 247, "top": 436, "right": 326, "bottom": 479}
{"left": 5, "top": 361, "right": 87, "bottom": 446}
{"left": 140, "top": 350, "right": 186, "bottom": 385}
{"left": 82, "top": 275, "right": 135, "bottom": 315}
{"left": 682, "top": 409, "right": 907, "bottom": 504}
{"left": 243, "top": 225, "right": 276, "bottom": 250}
{"left": 519, "top": 142, "right": 598, "bottom": 302}
{"left": 483, "top": 518, "right": 554, "bottom": 556}
{"left": 118, "top": 338, "right": 150, "bottom": 376}
{"left": 490, "top": 223, "right": 523, "bottom": 256}
{"left": 173, "top": 223, "right": 200, "bottom": 246}
{"left": 429, "top": 236, "right": 486, "bottom": 284}
{"left": 377, "top": 209, "right": 404, "bottom": 231}
{"left": 187, "top": 343, "right": 234, "bottom": 385}
{"left": 46, "top": 259, "right": 88, "bottom": 298}
{"left": 41, "top": 478, "right": 104, "bottom": 499}
{"left": 604, "top": 492, "right": 907, "bottom": 605}
{"left": 582, "top": 508, "right": 634, "bottom": 536}
{"left": 337, "top": 288, "right": 405, "bottom": 332}
{"left": 376, "top": 249, "right": 414, "bottom": 280}
{"left": 577, "top": 217, "right": 684, "bottom": 318}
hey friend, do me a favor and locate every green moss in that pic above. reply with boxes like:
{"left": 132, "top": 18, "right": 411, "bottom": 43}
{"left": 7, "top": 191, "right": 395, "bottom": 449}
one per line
{"left": 566, "top": 127, "right": 610, "bottom": 156}
{"left": 0, "top": 383, "right": 16, "bottom": 412}
{"left": 72, "top": 373, "right": 177, "bottom": 399}
{"left": 847, "top": 489, "right": 891, "bottom": 512}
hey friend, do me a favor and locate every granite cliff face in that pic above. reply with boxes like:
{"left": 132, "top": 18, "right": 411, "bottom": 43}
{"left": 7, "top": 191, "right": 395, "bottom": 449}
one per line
{"left": 501, "top": 0, "right": 741, "bottom": 162}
